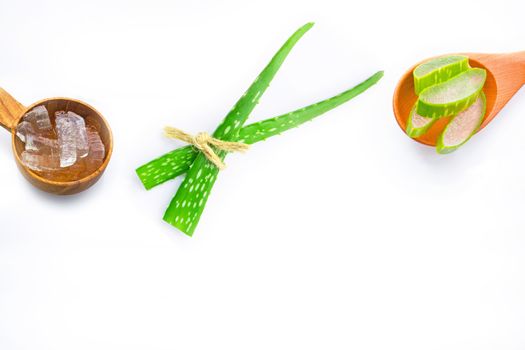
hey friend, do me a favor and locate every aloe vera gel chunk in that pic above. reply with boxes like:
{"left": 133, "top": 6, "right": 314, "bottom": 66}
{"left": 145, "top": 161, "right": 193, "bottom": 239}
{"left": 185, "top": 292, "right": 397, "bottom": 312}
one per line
{"left": 417, "top": 68, "right": 486, "bottom": 118}
{"left": 437, "top": 93, "right": 486, "bottom": 154}
{"left": 413, "top": 55, "right": 470, "bottom": 95}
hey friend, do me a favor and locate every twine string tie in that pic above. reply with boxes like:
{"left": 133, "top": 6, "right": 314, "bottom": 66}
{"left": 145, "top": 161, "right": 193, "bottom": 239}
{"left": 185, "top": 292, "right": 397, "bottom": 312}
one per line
{"left": 164, "top": 126, "right": 249, "bottom": 170}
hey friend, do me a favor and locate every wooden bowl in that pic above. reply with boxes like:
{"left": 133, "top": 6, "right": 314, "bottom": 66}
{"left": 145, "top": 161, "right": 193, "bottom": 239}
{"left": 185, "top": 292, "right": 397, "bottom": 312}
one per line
{"left": 0, "top": 88, "right": 113, "bottom": 195}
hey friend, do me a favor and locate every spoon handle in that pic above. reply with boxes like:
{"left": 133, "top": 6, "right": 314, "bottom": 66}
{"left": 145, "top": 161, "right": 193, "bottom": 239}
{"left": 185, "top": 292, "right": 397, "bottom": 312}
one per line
{"left": 516, "top": 51, "right": 525, "bottom": 63}
{"left": 0, "top": 88, "right": 25, "bottom": 132}
{"left": 512, "top": 51, "right": 525, "bottom": 83}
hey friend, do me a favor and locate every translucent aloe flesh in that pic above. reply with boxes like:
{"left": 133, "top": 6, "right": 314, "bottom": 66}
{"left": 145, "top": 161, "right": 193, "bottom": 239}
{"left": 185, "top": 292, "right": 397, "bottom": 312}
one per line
{"left": 413, "top": 55, "right": 469, "bottom": 95}
{"left": 136, "top": 71, "right": 384, "bottom": 190}
{"left": 163, "top": 23, "right": 314, "bottom": 235}
{"left": 436, "top": 92, "right": 486, "bottom": 154}
{"left": 405, "top": 102, "right": 436, "bottom": 138}
{"left": 416, "top": 68, "right": 486, "bottom": 118}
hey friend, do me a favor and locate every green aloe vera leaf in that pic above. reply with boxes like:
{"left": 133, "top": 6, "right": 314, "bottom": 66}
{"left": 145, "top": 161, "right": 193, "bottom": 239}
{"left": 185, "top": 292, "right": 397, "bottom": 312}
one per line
{"left": 413, "top": 55, "right": 470, "bottom": 95}
{"left": 136, "top": 146, "right": 196, "bottom": 190}
{"left": 405, "top": 102, "right": 437, "bottom": 138}
{"left": 436, "top": 92, "right": 486, "bottom": 154}
{"left": 136, "top": 70, "right": 384, "bottom": 190}
{"left": 238, "top": 71, "right": 383, "bottom": 144}
{"left": 416, "top": 68, "right": 486, "bottom": 119}
{"left": 164, "top": 23, "right": 314, "bottom": 235}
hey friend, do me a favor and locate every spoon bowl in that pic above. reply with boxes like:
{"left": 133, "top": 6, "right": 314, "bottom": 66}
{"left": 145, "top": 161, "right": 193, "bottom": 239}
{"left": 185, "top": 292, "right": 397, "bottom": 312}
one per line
{"left": 393, "top": 51, "right": 525, "bottom": 146}
{"left": 0, "top": 88, "right": 113, "bottom": 195}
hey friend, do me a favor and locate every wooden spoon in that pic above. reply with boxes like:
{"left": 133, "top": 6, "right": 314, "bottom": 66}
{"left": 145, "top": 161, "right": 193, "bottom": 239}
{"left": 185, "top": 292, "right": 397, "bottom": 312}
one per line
{"left": 0, "top": 88, "right": 113, "bottom": 195}
{"left": 393, "top": 51, "right": 525, "bottom": 146}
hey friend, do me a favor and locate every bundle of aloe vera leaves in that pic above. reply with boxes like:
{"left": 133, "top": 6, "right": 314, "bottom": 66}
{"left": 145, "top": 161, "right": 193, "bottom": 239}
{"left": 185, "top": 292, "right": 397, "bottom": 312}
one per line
{"left": 136, "top": 23, "right": 383, "bottom": 236}
{"left": 406, "top": 55, "right": 487, "bottom": 153}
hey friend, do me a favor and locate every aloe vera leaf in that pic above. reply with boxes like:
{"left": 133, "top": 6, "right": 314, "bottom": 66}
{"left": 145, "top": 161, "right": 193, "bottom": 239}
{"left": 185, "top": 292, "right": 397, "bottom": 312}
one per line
{"left": 416, "top": 68, "right": 486, "bottom": 118}
{"left": 163, "top": 23, "right": 314, "bottom": 235}
{"left": 136, "top": 146, "right": 196, "bottom": 190}
{"left": 238, "top": 71, "right": 384, "bottom": 144}
{"left": 136, "top": 71, "right": 384, "bottom": 190}
{"left": 413, "top": 55, "right": 470, "bottom": 95}
{"left": 436, "top": 92, "right": 486, "bottom": 154}
{"left": 405, "top": 102, "right": 437, "bottom": 138}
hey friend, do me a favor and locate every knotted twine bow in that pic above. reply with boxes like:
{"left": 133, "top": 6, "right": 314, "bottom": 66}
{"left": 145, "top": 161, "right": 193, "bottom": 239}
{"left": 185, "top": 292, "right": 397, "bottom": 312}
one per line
{"left": 164, "top": 127, "right": 250, "bottom": 170}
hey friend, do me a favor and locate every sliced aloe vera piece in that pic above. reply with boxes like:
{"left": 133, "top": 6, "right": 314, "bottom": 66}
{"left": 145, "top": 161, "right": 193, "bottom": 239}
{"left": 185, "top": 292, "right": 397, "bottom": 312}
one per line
{"left": 416, "top": 68, "right": 486, "bottom": 118}
{"left": 413, "top": 55, "right": 470, "bottom": 95}
{"left": 406, "top": 102, "right": 437, "bottom": 138}
{"left": 436, "top": 92, "right": 486, "bottom": 154}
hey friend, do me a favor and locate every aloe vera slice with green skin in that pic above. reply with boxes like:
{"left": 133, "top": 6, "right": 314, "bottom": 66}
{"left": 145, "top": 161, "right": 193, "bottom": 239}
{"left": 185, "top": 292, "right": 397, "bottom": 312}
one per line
{"left": 163, "top": 23, "right": 314, "bottom": 235}
{"left": 405, "top": 102, "right": 437, "bottom": 138}
{"left": 436, "top": 92, "right": 486, "bottom": 154}
{"left": 413, "top": 55, "right": 470, "bottom": 95}
{"left": 416, "top": 68, "right": 486, "bottom": 118}
{"left": 136, "top": 71, "right": 383, "bottom": 190}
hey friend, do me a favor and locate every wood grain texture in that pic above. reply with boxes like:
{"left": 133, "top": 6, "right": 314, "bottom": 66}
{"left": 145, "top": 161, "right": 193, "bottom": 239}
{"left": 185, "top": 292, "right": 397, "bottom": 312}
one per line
{"left": 393, "top": 51, "right": 525, "bottom": 146}
{"left": 0, "top": 91, "right": 113, "bottom": 195}
{"left": 0, "top": 88, "right": 25, "bottom": 131}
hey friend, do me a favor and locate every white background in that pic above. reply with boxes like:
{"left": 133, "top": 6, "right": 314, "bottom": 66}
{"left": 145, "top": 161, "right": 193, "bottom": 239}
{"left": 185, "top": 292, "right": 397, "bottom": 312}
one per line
{"left": 1, "top": 0, "right": 524, "bottom": 349}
